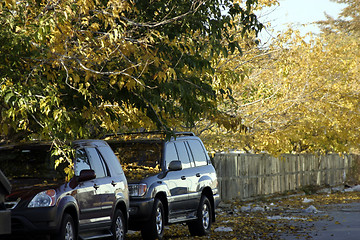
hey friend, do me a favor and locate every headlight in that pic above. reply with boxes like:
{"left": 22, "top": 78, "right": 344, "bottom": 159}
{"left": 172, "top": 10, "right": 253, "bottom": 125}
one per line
{"left": 28, "top": 189, "right": 56, "bottom": 208}
{"left": 128, "top": 183, "right": 147, "bottom": 197}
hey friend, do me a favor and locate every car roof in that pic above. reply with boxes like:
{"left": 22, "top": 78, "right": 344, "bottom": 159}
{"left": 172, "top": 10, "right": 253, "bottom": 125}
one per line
{"left": 102, "top": 131, "right": 197, "bottom": 142}
{"left": 72, "top": 139, "right": 110, "bottom": 148}
{"left": 0, "top": 141, "right": 52, "bottom": 151}
{"left": 0, "top": 139, "right": 109, "bottom": 150}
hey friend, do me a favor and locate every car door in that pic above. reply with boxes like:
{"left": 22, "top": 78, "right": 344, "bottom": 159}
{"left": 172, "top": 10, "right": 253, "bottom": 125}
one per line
{"left": 186, "top": 139, "right": 210, "bottom": 210}
{"left": 174, "top": 140, "right": 196, "bottom": 213}
{"left": 74, "top": 148, "right": 103, "bottom": 225}
{"left": 163, "top": 142, "right": 191, "bottom": 217}
{"left": 85, "top": 147, "right": 113, "bottom": 224}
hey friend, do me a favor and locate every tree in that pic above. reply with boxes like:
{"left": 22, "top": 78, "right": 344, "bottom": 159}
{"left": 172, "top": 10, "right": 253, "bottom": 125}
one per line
{"left": 197, "top": 1, "right": 360, "bottom": 155}
{"left": 318, "top": 0, "right": 360, "bottom": 35}
{"left": 0, "top": 0, "right": 263, "bottom": 144}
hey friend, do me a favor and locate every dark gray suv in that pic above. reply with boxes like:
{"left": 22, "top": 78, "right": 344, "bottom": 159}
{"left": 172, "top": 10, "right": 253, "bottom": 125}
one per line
{"left": 105, "top": 132, "right": 220, "bottom": 240}
{"left": 1, "top": 140, "right": 129, "bottom": 240}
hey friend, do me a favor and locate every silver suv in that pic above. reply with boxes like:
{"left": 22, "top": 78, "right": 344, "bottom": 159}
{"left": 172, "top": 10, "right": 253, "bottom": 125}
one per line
{"left": 105, "top": 132, "right": 220, "bottom": 240}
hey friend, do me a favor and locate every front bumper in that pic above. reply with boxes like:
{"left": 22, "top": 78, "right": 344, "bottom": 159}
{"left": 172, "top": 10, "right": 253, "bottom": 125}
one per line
{"left": 9, "top": 206, "right": 59, "bottom": 235}
{"left": 213, "top": 193, "right": 221, "bottom": 208}
{"left": 0, "top": 210, "right": 11, "bottom": 235}
{"left": 128, "top": 198, "right": 154, "bottom": 230}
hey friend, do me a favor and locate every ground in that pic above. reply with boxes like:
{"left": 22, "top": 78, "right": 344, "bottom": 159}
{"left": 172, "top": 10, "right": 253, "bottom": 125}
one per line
{"left": 127, "top": 187, "right": 360, "bottom": 239}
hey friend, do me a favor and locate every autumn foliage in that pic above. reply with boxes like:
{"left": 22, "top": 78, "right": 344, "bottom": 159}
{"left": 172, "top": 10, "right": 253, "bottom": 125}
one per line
{"left": 0, "top": 0, "right": 262, "bottom": 144}
{"left": 1, "top": 0, "right": 359, "bottom": 156}
{"left": 197, "top": 0, "right": 360, "bottom": 155}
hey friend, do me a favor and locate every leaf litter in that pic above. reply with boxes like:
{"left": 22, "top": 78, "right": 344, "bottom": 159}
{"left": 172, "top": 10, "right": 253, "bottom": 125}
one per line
{"left": 127, "top": 187, "right": 360, "bottom": 239}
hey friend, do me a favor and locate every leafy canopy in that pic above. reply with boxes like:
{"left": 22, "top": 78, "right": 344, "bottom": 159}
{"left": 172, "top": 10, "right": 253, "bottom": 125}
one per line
{"left": 197, "top": 0, "right": 360, "bottom": 155}
{"left": 0, "top": 0, "right": 263, "bottom": 143}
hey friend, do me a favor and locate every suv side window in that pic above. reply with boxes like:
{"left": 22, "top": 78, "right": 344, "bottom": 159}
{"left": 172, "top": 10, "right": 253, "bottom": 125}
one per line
{"left": 187, "top": 140, "right": 208, "bottom": 167}
{"left": 174, "top": 141, "right": 192, "bottom": 169}
{"left": 74, "top": 148, "right": 91, "bottom": 176}
{"left": 97, "top": 147, "right": 120, "bottom": 176}
{"left": 86, "top": 147, "right": 107, "bottom": 178}
{"left": 165, "top": 142, "right": 178, "bottom": 169}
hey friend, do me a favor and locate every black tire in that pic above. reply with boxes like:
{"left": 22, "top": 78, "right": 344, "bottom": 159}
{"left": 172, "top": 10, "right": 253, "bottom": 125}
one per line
{"left": 52, "top": 213, "right": 76, "bottom": 240}
{"left": 141, "top": 198, "right": 165, "bottom": 240}
{"left": 111, "top": 209, "right": 126, "bottom": 240}
{"left": 188, "top": 196, "right": 212, "bottom": 236}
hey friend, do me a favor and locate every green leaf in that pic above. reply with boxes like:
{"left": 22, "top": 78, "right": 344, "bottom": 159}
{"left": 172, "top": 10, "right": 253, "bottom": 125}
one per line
{"left": 4, "top": 92, "right": 15, "bottom": 104}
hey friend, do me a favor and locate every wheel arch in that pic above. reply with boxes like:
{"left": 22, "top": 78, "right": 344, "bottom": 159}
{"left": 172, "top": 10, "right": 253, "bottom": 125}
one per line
{"left": 154, "top": 191, "right": 169, "bottom": 225}
{"left": 201, "top": 186, "right": 215, "bottom": 222}
{"left": 53, "top": 203, "right": 79, "bottom": 240}
{"left": 56, "top": 196, "right": 79, "bottom": 234}
{"left": 115, "top": 200, "right": 128, "bottom": 232}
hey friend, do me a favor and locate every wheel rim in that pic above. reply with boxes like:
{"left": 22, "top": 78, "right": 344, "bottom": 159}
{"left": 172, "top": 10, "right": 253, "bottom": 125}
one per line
{"left": 202, "top": 203, "right": 210, "bottom": 230}
{"left": 115, "top": 215, "right": 124, "bottom": 240}
{"left": 156, "top": 206, "right": 163, "bottom": 235}
{"left": 65, "top": 221, "right": 74, "bottom": 240}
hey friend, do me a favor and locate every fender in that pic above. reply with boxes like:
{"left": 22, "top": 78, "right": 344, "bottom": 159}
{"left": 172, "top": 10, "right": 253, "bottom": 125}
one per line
{"left": 197, "top": 174, "right": 215, "bottom": 193}
{"left": 148, "top": 180, "right": 171, "bottom": 199}
{"left": 55, "top": 194, "right": 79, "bottom": 231}
{"left": 113, "top": 190, "right": 130, "bottom": 218}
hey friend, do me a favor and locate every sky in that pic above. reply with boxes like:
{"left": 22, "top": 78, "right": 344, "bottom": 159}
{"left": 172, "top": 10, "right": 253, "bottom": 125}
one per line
{"left": 257, "top": 0, "right": 346, "bottom": 43}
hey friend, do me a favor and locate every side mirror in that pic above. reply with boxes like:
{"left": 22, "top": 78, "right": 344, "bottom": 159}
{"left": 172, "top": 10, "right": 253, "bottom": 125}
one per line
{"left": 78, "top": 169, "right": 96, "bottom": 182}
{"left": 168, "top": 160, "right": 182, "bottom": 171}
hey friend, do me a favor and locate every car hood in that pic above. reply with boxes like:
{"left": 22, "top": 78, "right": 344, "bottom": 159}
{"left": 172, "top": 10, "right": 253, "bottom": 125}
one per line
{"left": 6, "top": 178, "right": 64, "bottom": 202}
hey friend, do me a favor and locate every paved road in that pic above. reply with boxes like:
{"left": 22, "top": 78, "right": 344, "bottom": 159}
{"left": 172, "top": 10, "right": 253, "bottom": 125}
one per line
{"left": 282, "top": 202, "right": 360, "bottom": 240}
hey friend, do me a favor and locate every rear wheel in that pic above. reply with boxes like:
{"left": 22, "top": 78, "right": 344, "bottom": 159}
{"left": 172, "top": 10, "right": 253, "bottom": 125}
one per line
{"left": 141, "top": 198, "right": 164, "bottom": 240}
{"left": 111, "top": 209, "right": 125, "bottom": 240}
{"left": 52, "top": 213, "right": 76, "bottom": 240}
{"left": 188, "top": 196, "right": 212, "bottom": 236}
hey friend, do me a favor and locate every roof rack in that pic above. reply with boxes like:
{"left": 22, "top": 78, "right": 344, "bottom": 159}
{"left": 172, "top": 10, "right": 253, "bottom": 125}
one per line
{"left": 101, "top": 131, "right": 195, "bottom": 140}
{"left": 173, "top": 132, "right": 195, "bottom": 137}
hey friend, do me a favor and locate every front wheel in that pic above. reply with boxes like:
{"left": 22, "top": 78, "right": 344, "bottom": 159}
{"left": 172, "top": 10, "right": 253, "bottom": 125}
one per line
{"left": 111, "top": 209, "right": 125, "bottom": 240}
{"left": 52, "top": 213, "right": 76, "bottom": 240}
{"left": 141, "top": 198, "right": 165, "bottom": 240}
{"left": 188, "top": 196, "right": 212, "bottom": 236}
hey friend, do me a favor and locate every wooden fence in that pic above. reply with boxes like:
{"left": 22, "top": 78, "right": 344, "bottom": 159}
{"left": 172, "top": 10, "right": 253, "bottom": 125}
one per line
{"left": 212, "top": 153, "right": 355, "bottom": 201}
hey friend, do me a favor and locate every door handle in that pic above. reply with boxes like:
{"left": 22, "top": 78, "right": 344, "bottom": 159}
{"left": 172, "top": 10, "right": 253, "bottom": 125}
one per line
{"left": 181, "top": 176, "right": 186, "bottom": 180}
{"left": 93, "top": 184, "right": 99, "bottom": 190}
{"left": 111, "top": 181, "right": 117, "bottom": 187}
{"left": 196, "top": 173, "right": 200, "bottom": 177}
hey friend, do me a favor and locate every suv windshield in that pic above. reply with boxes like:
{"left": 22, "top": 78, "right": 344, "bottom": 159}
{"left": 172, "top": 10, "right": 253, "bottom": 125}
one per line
{"left": 108, "top": 141, "right": 162, "bottom": 180}
{"left": 0, "top": 145, "right": 66, "bottom": 181}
